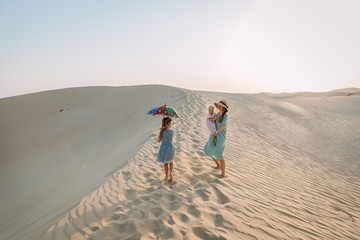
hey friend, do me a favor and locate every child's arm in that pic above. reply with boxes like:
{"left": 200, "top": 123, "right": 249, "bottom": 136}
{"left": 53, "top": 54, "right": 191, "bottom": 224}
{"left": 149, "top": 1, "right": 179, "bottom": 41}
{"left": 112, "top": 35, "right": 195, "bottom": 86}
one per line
{"left": 208, "top": 114, "right": 220, "bottom": 122}
{"left": 208, "top": 117, "right": 216, "bottom": 122}
{"left": 158, "top": 136, "right": 162, "bottom": 142}
{"left": 213, "top": 114, "right": 221, "bottom": 120}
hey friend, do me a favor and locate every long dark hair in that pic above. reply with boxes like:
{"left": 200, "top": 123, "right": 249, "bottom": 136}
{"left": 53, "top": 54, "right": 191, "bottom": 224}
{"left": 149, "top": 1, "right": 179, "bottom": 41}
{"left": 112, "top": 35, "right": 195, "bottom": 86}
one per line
{"left": 219, "top": 108, "right": 228, "bottom": 123}
{"left": 159, "top": 117, "right": 172, "bottom": 141}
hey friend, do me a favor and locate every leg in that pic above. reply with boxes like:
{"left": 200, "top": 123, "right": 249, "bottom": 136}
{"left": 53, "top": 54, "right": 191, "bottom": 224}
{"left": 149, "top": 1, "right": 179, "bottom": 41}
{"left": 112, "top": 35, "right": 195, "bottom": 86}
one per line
{"left": 212, "top": 134, "right": 216, "bottom": 146}
{"left": 169, "top": 162, "right": 174, "bottom": 183}
{"left": 213, "top": 159, "right": 220, "bottom": 169}
{"left": 164, "top": 163, "right": 169, "bottom": 180}
{"left": 220, "top": 160, "right": 225, "bottom": 177}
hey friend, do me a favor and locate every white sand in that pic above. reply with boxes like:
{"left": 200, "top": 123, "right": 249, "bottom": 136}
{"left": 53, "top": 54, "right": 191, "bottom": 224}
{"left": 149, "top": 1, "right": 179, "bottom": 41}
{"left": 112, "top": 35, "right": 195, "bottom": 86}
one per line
{"left": 1, "top": 85, "right": 359, "bottom": 239}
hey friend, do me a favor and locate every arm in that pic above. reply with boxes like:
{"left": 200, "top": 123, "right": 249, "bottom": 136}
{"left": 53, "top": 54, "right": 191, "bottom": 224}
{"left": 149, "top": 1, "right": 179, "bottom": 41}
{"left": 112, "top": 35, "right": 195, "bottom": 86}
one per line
{"left": 208, "top": 114, "right": 221, "bottom": 122}
{"left": 213, "top": 114, "right": 221, "bottom": 120}
{"left": 214, "top": 114, "right": 227, "bottom": 136}
{"left": 158, "top": 136, "right": 162, "bottom": 142}
{"left": 214, "top": 125, "right": 226, "bottom": 136}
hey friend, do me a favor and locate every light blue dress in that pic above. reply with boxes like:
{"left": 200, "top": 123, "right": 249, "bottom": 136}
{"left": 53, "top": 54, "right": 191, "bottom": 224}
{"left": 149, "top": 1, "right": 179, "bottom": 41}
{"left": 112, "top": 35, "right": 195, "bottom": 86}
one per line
{"left": 157, "top": 129, "right": 175, "bottom": 164}
{"left": 203, "top": 113, "right": 228, "bottom": 160}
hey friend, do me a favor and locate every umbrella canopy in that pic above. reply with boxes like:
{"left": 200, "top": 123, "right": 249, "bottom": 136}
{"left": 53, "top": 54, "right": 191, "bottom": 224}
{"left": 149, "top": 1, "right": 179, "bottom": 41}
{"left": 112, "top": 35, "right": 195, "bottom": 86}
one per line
{"left": 147, "top": 103, "right": 180, "bottom": 118}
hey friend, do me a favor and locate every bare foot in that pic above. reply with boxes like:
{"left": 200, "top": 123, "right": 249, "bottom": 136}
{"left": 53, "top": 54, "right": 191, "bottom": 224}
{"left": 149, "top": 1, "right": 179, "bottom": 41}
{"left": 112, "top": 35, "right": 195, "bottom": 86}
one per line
{"left": 213, "top": 160, "right": 220, "bottom": 169}
{"left": 164, "top": 176, "right": 168, "bottom": 181}
{"left": 220, "top": 174, "right": 227, "bottom": 178}
{"left": 168, "top": 174, "right": 173, "bottom": 184}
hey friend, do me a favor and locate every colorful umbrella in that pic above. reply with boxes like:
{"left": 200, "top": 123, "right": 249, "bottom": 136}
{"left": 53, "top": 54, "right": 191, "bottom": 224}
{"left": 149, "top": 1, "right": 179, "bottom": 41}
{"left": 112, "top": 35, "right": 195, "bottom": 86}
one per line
{"left": 147, "top": 103, "right": 180, "bottom": 118}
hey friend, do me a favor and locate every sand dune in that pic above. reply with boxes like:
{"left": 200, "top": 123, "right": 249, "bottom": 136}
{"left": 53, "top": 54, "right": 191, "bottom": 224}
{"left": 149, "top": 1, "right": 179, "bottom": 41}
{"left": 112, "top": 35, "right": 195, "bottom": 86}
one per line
{"left": 1, "top": 85, "right": 359, "bottom": 239}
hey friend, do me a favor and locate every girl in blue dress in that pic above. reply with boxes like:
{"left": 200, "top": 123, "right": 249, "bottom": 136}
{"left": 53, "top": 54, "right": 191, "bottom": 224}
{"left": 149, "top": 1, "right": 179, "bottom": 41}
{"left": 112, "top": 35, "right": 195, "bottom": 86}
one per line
{"left": 156, "top": 117, "right": 175, "bottom": 182}
{"left": 203, "top": 100, "right": 229, "bottom": 177}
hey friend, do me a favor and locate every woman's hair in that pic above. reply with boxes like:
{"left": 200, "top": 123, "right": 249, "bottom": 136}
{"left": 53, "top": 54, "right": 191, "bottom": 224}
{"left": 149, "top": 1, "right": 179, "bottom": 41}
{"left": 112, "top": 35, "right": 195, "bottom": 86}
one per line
{"left": 219, "top": 107, "right": 228, "bottom": 123}
{"left": 159, "top": 117, "right": 172, "bottom": 141}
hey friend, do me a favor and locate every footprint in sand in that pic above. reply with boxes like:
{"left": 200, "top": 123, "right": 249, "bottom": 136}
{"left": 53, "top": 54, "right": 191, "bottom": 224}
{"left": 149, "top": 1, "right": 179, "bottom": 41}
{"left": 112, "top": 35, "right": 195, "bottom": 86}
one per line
{"left": 90, "top": 226, "right": 100, "bottom": 232}
{"left": 211, "top": 185, "right": 230, "bottom": 205}
{"left": 140, "top": 195, "right": 151, "bottom": 201}
{"left": 214, "top": 214, "right": 224, "bottom": 227}
{"left": 187, "top": 204, "right": 201, "bottom": 218}
{"left": 112, "top": 220, "right": 138, "bottom": 238}
{"left": 196, "top": 189, "right": 210, "bottom": 201}
{"left": 193, "top": 227, "right": 226, "bottom": 240}
{"left": 145, "top": 186, "right": 156, "bottom": 194}
{"left": 164, "top": 192, "right": 177, "bottom": 201}
{"left": 149, "top": 206, "right": 164, "bottom": 218}
{"left": 121, "top": 171, "right": 132, "bottom": 180}
{"left": 160, "top": 194, "right": 183, "bottom": 212}
{"left": 125, "top": 189, "right": 137, "bottom": 199}
{"left": 132, "top": 209, "right": 149, "bottom": 220}
{"left": 179, "top": 213, "right": 190, "bottom": 223}
{"left": 150, "top": 192, "right": 162, "bottom": 201}
{"left": 164, "top": 215, "right": 176, "bottom": 225}
{"left": 108, "top": 213, "right": 128, "bottom": 222}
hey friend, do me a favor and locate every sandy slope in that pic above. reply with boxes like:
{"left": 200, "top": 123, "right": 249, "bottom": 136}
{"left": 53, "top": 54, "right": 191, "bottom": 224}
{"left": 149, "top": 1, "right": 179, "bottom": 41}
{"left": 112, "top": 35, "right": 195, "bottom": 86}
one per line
{"left": 1, "top": 86, "right": 360, "bottom": 239}
{"left": 0, "top": 85, "right": 185, "bottom": 239}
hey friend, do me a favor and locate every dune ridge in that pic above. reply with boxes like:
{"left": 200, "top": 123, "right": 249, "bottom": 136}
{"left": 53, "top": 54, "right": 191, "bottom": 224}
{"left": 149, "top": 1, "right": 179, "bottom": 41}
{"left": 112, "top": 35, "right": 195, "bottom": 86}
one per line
{"left": 1, "top": 86, "right": 360, "bottom": 239}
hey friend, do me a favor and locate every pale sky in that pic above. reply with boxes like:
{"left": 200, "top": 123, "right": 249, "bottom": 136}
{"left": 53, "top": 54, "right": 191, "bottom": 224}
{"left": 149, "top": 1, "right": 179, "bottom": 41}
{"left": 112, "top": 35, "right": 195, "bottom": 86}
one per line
{"left": 1, "top": 0, "right": 359, "bottom": 98}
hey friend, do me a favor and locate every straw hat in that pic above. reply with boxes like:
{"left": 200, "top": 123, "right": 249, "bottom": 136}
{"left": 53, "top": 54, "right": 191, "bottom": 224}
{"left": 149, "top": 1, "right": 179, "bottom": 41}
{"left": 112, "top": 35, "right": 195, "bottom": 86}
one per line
{"left": 214, "top": 100, "right": 228, "bottom": 109}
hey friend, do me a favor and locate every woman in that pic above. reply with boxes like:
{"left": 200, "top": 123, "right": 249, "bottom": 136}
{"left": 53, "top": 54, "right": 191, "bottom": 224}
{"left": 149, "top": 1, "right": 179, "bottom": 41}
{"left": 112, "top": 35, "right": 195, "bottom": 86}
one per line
{"left": 203, "top": 100, "right": 229, "bottom": 177}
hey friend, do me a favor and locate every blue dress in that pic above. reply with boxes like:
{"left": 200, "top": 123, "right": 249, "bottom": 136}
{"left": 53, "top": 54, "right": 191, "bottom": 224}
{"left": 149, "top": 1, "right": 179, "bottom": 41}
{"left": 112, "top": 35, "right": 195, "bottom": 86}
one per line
{"left": 203, "top": 113, "right": 228, "bottom": 160}
{"left": 157, "top": 129, "right": 175, "bottom": 164}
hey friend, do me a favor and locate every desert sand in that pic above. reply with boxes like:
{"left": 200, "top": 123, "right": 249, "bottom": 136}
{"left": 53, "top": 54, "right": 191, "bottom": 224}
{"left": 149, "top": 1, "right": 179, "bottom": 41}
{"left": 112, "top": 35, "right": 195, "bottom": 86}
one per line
{"left": 0, "top": 85, "right": 359, "bottom": 239}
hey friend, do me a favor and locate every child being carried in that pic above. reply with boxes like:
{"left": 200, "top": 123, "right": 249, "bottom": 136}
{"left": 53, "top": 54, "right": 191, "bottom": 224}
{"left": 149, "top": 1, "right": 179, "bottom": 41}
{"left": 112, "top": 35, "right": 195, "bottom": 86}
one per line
{"left": 206, "top": 105, "right": 220, "bottom": 146}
